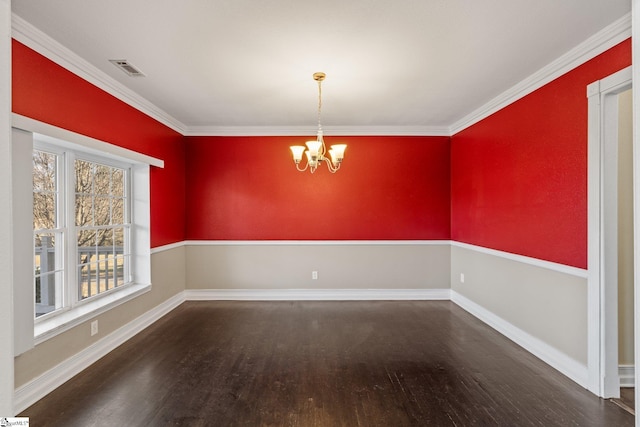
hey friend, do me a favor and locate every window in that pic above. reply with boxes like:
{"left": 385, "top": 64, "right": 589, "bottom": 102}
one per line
{"left": 33, "top": 144, "right": 133, "bottom": 319}
{"left": 13, "top": 116, "right": 161, "bottom": 347}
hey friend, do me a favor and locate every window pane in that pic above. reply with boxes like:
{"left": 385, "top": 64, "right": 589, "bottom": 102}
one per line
{"left": 79, "top": 262, "right": 103, "bottom": 300}
{"left": 77, "top": 229, "right": 96, "bottom": 265}
{"left": 33, "top": 192, "right": 56, "bottom": 230}
{"left": 94, "top": 196, "right": 111, "bottom": 226}
{"left": 35, "top": 271, "right": 62, "bottom": 317}
{"left": 75, "top": 160, "right": 93, "bottom": 194}
{"left": 112, "top": 198, "right": 124, "bottom": 224}
{"left": 76, "top": 195, "right": 93, "bottom": 226}
{"left": 97, "top": 256, "right": 109, "bottom": 293}
{"left": 95, "top": 164, "right": 111, "bottom": 195}
{"left": 78, "top": 264, "right": 89, "bottom": 299}
{"left": 97, "top": 228, "right": 114, "bottom": 256}
{"left": 112, "top": 169, "right": 124, "bottom": 197}
{"left": 114, "top": 228, "right": 124, "bottom": 255}
{"left": 89, "top": 262, "right": 98, "bottom": 298}
{"left": 115, "top": 256, "right": 125, "bottom": 286}
{"left": 33, "top": 151, "right": 56, "bottom": 192}
{"left": 104, "top": 258, "right": 113, "bottom": 290}
{"left": 35, "top": 232, "right": 56, "bottom": 281}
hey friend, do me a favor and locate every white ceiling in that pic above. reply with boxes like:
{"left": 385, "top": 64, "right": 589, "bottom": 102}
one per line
{"left": 11, "top": 1, "right": 632, "bottom": 135}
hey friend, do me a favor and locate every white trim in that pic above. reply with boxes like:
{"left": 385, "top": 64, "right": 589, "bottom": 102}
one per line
{"left": 185, "top": 288, "right": 451, "bottom": 301}
{"left": 150, "top": 241, "right": 186, "bottom": 254}
{"left": 13, "top": 291, "right": 185, "bottom": 414}
{"left": 0, "top": 0, "right": 14, "bottom": 416}
{"left": 619, "top": 364, "right": 636, "bottom": 388}
{"left": 12, "top": 114, "right": 164, "bottom": 168}
{"left": 184, "top": 240, "right": 451, "bottom": 246}
{"left": 587, "top": 78, "right": 604, "bottom": 396}
{"left": 450, "top": 13, "right": 631, "bottom": 135}
{"left": 12, "top": 129, "right": 34, "bottom": 356}
{"left": 587, "top": 66, "right": 633, "bottom": 397}
{"left": 451, "top": 290, "right": 589, "bottom": 389}
{"left": 152, "top": 240, "right": 451, "bottom": 253}
{"left": 184, "top": 125, "right": 451, "bottom": 137}
{"left": 633, "top": 0, "right": 640, "bottom": 420}
{"left": 11, "top": 14, "right": 187, "bottom": 135}
{"left": 450, "top": 241, "right": 588, "bottom": 278}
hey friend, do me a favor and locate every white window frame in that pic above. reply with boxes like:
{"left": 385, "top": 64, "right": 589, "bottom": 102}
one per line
{"left": 12, "top": 114, "right": 164, "bottom": 347}
{"left": 34, "top": 141, "right": 135, "bottom": 320}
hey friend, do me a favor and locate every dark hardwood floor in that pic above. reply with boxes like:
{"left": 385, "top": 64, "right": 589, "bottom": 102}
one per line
{"left": 613, "top": 388, "right": 635, "bottom": 415}
{"left": 20, "top": 301, "right": 633, "bottom": 426}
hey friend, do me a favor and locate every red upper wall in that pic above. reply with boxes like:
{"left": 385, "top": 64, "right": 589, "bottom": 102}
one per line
{"left": 13, "top": 35, "right": 631, "bottom": 261}
{"left": 12, "top": 40, "right": 186, "bottom": 247}
{"left": 185, "top": 136, "right": 451, "bottom": 240}
{"left": 451, "top": 39, "right": 632, "bottom": 269}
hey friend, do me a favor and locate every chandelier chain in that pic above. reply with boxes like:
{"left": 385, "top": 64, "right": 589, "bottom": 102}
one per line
{"left": 317, "top": 79, "right": 323, "bottom": 132}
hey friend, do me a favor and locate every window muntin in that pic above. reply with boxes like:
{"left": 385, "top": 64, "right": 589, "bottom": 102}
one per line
{"left": 33, "top": 146, "right": 132, "bottom": 319}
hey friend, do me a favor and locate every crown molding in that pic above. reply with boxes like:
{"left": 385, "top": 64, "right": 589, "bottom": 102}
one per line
{"left": 11, "top": 11, "right": 631, "bottom": 139}
{"left": 184, "top": 125, "right": 451, "bottom": 137}
{"left": 11, "top": 13, "right": 188, "bottom": 135}
{"left": 449, "top": 12, "right": 632, "bottom": 136}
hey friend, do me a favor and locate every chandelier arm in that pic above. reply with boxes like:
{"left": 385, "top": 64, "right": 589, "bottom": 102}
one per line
{"left": 321, "top": 156, "right": 338, "bottom": 173}
{"left": 295, "top": 160, "right": 309, "bottom": 172}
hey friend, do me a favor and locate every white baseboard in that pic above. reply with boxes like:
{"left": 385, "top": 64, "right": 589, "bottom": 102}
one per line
{"left": 619, "top": 365, "right": 635, "bottom": 388}
{"left": 450, "top": 290, "right": 589, "bottom": 389}
{"left": 13, "top": 292, "right": 185, "bottom": 414}
{"left": 184, "top": 288, "right": 451, "bottom": 301}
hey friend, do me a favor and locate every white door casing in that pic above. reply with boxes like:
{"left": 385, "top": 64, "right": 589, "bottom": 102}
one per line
{"left": 587, "top": 65, "right": 632, "bottom": 398}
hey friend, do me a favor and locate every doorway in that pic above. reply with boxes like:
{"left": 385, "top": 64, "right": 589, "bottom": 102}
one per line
{"left": 586, "top": 66, "right": 633, "bottom": 399}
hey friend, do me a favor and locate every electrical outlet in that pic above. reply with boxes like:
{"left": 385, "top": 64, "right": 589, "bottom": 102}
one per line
{"left": 312, "top": 271, "right": 318, "bottom": 280}
{"left": 91, "top": 320, "right": 99, "bottom": 336}
{"left": 460, "top": 273, "right": 465, "bottom": 283}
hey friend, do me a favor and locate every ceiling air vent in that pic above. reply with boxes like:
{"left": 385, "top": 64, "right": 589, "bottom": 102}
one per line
{"left": 109, "top": 59, "right": 145, "bottom": 77}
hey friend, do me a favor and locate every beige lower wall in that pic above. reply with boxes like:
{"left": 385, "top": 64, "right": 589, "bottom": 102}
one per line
{"left": 14, "top": 241, "right": 591, "bottom": 392}
{"left": 186, "top": 243, "right": 450, "bottom": 290}
{"left": 450, "top": 244, "right": 588, "bottom": 365}
{"left": 14, "top": 246, "right": 186, "bottom": 388}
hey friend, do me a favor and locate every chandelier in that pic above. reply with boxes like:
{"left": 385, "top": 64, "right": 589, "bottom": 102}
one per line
{"left": 290, "top": 72, "right": 347, "bottom": 173}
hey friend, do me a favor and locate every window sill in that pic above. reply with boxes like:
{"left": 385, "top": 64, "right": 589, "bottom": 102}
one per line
{"left": 34, "top": 282, "right": 151, "bottom": 345}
